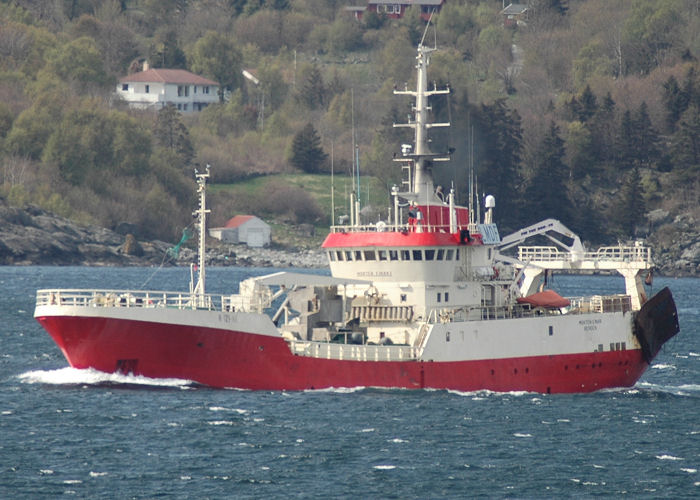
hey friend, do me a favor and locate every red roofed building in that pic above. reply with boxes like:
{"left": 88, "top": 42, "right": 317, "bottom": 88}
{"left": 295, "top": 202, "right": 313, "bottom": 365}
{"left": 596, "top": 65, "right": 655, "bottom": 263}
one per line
{"left": 209, "top": 215, "right": 271, "bottom": 247}
{"left": 116, "top": 63, "right": 219, "bottom": 112}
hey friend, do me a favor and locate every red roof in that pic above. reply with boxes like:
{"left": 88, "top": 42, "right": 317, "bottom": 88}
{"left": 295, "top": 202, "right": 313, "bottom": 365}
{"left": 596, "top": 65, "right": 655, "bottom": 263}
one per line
{"left": 224, "top": 215, "right": 256, "bottom": 228}
{"left": 119, "top": 69, "right": 218, "bottom": 86}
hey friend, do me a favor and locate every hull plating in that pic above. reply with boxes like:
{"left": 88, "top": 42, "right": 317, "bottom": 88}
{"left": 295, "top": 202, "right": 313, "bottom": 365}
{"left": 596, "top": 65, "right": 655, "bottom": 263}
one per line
{"left": 36, "top": 314, "right": 648, "bottom": 393}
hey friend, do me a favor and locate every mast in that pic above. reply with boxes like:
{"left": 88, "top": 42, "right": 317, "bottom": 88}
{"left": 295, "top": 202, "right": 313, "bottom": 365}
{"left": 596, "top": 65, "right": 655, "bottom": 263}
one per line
{"left": 192, "top": 165, "right": 211, "bottom": 300}
{"left": 393, "top": 45, "right": 450, "bottom": 202}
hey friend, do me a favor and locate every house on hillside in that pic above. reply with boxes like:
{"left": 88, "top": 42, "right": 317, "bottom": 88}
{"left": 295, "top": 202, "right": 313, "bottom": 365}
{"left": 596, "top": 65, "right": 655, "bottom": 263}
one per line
{"left": 116, "top": 62, "right": 219, "bottom": 113}
{"left": 346, "top": 0, "right": 444, "bottom": 21}
{"left": 209, "top": 215, "right": 271, "bottom": 247}
{"left": 501, "top": 3, "right": 529, "bottom": 28}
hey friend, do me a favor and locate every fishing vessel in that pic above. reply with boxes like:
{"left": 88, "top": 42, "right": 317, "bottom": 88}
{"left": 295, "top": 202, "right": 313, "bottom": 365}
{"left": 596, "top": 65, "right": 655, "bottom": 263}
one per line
{"left": 34, "top": 44, "right": 679, "bottom": 393}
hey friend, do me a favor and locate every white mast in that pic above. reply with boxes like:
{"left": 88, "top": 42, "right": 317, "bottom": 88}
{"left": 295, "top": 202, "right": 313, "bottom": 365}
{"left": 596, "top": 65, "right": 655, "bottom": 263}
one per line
{"left": 393, "top": 45, "right": 450, "bottom": 201}
{"left": 192, "top": 165, "right": 211, "bottom": 301}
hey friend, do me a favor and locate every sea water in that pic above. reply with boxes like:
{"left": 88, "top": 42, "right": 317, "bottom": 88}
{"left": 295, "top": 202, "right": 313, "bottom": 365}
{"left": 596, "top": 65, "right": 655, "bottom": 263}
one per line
{"left": 0, "top": 266, "right": 697, "bottom": 498}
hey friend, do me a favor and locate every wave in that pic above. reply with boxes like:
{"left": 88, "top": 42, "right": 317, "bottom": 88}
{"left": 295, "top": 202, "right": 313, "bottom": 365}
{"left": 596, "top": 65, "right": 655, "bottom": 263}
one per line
{"left": 18, "top": 367, "right": 194, "bottom": 389}
{"left": 633, "top": 382, "right": 700, "bottom": 397}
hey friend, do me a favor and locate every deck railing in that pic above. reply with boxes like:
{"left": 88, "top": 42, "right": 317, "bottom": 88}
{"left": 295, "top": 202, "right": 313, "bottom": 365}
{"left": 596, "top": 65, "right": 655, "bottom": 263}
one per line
{"left": 289, "top": 339, "right": 420, "bottom": 361}
{"left": 518, "top": 245, "right": 652, "bottom": 263}
{"left": 36, "top": 289, "right": 247, "bottom": 312}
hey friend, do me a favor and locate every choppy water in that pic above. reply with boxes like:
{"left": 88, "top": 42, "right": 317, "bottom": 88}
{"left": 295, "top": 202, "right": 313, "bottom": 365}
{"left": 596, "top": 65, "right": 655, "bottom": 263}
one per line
{"left": 0, "top": 266, "right": 698, "bottom": 498}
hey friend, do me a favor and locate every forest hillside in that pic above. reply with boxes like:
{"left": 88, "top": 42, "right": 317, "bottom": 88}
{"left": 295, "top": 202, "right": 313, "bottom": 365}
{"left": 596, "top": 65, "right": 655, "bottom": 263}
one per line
{"left": 0, "top": 0, "right": 698, "bottom": 269}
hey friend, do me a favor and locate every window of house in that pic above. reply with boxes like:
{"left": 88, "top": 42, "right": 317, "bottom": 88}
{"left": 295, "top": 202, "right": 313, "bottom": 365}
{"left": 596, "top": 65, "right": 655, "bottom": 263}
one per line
{"left": 177, "top": 103, "right": 182, "bottom": 110}
{"left": 145, "top": 84, "right": 150, "bottom": 93}
{"left": 194, "top": 86, "right": 197, "bottom": 94}
{"left": 178, "top": 86, "right": 183, "bottom": 96}
{"left": 183, "top": 103, "right": 188, "bottom": 111}
{"left": 122, "top": 84, "right": 129, "bottom": 91}
{"left": 437, "top": 293, "right": 441, "bottom": 303}
{"left": 185, "top": 86, "right": 190, "bottom": 96}
{"left": 203, "top": 86, "right": 209, "bottom": 94}
{"left": 445, "top": 292, "right": 449, "bottom": 302}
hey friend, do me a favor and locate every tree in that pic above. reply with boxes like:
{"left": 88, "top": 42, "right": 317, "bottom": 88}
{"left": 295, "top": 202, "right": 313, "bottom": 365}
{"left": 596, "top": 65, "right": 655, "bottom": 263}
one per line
{"left": 612, "top": 167, "right": 645, "bottom": 237}
{"left": 153, "top": 104, "right": 194, "bottom": 166}
{"left": 188, "top": 31, "right": 242, "bottom": 103}
{"left": 524, "top": 121, "right": 571, "bottom": 223}
{"left": 633, "top": 101, "right": 660, "bottom": 169}
{"left": 588, "top": 91, "right": 616, "bottom": 165}
{"left": 43, "top": 36, "right": 111, "bottom": 91}
{"left": 297, "top": 64, "right": 325, "bottom": 110}
{"left": 670, "top": 103, "right": 700, "bottom": 174}
{"left": 615, "top": 109, "right": 636, "bottom": 171}
{"left": 577, "top": 85, "right": 597, "bottom": 123}
{"left": 151, "top": 28, "right": 187, "bottom": 69}
{"left": 474, "top": 99, "right": 523, "bottom": 228}
{"left": 662, "top": 75, "right": 687, "bottom": 132}
{"left": 289, "top": 123, "right": 327, "bottom": 173}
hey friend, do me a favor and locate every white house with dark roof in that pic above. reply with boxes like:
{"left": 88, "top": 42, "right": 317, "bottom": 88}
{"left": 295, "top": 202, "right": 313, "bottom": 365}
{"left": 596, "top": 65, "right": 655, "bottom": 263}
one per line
{"left": 116, "top": 64, "right": 219, "bottom": 113}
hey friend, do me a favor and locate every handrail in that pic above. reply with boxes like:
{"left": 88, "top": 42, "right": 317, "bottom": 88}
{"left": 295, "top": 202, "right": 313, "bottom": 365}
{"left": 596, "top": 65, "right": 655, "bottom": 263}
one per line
{"left": 518, "top": 245, "right": 651, "bottom": 263}
{"left": 289, "top": 339, "right": 420, "bottom": 361}
{"left": 36, "top": 289, "right": 255, "bottom": 312}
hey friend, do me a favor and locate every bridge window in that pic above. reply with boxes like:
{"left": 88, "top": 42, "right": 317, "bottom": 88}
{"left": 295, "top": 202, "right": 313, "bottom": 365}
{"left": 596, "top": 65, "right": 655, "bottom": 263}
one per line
{"left": 437, "top": 293, "right": 441, "bottom": 303}
{"left": 455, "top": 249, "right": 460, "bottom": 260}
{"left": 378, "top": 250, "right": 387, "bottom": 261}
{"left": 412, "top": 250, "right": 423, "bottom": 260}
{"left": 364, "top": 250, "right": 376, "bottom": 261}
{"left": 336, "top": 251, "right": 344, "bottom": 261}
{"left": 445, "top": 292, "right": 449, "bottom": 302}
{"left": 344, "top": 250, "right": 353, "bottom": 261}
{"left": 437, "top": 249, "right": 445, "bottom": 260}
{"left": 354, "top": 250, "right": 363, "bottom": 261}
{"left": 328, "top": 251, "right": 336, "bottom": 261}
{"left": 425, "top": 249, "right": 435, "bottom": 260}
{"left": 389, "top": 250, "right": 399, "bottom": 261}
{"left": 401, "top": 249, "right": 410, "bottom": 261}
{"left": 446, "top": 249, "right": 454, "bottom": 260}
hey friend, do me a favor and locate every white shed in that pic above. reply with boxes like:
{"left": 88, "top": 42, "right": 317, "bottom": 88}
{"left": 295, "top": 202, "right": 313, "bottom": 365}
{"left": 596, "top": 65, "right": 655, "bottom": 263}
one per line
{"left": 209, "top": 215, "right": 271, "bottom": 247}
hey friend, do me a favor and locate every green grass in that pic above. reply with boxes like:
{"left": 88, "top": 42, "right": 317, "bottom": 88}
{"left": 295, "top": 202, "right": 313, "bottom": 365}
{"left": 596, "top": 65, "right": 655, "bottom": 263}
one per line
{"left": 211, "top": 173, "right": 390, "bottom": 248}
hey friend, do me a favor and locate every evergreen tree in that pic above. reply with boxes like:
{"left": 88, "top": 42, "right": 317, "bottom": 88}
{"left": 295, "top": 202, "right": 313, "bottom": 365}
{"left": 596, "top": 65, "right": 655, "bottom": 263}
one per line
{"left": 153, "top": 104, "right": 193, "bottom": 165}
{"left": 615, "top": 110, "right": 636, "bottom": 171}
{"left": 633, "top": 101, "right": 660, "bottom": 168}
{"left": 474, "top": 99, "right": 523, "bottom": 229}
{"left": 661, "top": 75, "right": 687, "bottom": 133}
{"left": 524, "top": 121, "right": 571, "bottom": 223}
{"left": 290, "top": 123, "right": 327, "bottom": 173}
{"left": 613, "top": 167, "right": 645, "bottom": 237}
{"left": 670, "top": 103, "right": 700, "bottom": 174}
{"left": 588, "top": 92, "right": 616, "bottom": 166}
{"left": 577, "top": 85, "right": 597, "bottom": 123}
{"left": 298, "top": 65, "right": 325, "bottom": 110}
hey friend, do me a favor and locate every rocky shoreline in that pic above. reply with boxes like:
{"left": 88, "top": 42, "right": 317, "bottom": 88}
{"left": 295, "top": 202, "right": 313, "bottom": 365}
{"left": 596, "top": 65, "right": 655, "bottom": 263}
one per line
{"left": 0, "top": 204, "right": 326, "bottom": 269}
{"left": 0, "top": 203, "right": 697, "bottom": 276}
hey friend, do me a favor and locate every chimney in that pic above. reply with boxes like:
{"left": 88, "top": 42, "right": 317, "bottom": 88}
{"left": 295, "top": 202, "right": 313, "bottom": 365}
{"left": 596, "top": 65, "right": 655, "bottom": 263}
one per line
{"left": 143, "top": 60, "right": 150, "bottom": 71}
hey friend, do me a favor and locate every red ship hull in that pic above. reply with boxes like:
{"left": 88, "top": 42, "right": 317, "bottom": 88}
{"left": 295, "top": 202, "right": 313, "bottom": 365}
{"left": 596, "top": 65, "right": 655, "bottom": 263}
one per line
{"left": 36, "top": 314, "right": 649, "bottom": 394}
